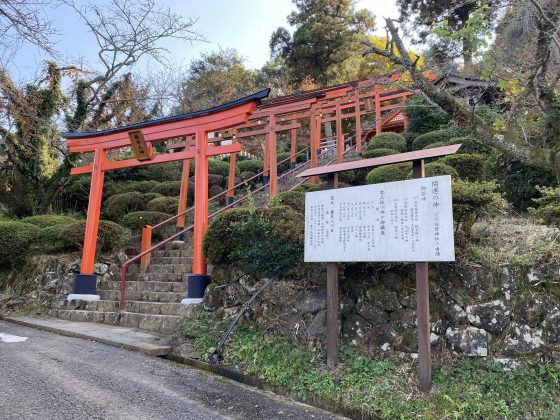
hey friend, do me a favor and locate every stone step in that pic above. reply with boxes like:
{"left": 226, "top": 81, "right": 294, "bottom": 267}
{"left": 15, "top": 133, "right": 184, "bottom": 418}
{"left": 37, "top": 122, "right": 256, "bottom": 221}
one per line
{"left": 98, "top": 280, "right": 186, "bottom": 294}
{"left": 133, "top": 272, "right": 186, "bottom": 282}
{"left": 149, "top": 256, "right": 193, "bottom": 265}
{"left": 61, "top": 299, "right": 192, "bottom": 316}
{"left": 99, "top": 290, "right": 184, "bottom": 303}
{"left": 147, "top": 264, "right": 192, "bottom": 274}
{"left": 49, "top": 309, "right": 183, "bottom": 333}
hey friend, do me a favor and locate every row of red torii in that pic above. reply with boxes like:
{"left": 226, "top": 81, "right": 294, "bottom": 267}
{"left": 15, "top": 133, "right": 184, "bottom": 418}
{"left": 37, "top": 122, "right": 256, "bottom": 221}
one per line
{"left": 62, "top": 74, "right": 413, "bottom": 302}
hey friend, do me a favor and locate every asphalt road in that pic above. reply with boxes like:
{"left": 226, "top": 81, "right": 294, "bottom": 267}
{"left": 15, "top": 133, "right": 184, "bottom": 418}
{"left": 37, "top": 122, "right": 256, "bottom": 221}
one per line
{"left": 0, "top": 321, "right": 344, "bottom": 420}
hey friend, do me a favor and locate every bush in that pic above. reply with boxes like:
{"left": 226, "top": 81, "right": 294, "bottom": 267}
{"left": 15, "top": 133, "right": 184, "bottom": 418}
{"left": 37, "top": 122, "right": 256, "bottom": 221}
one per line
{"left": 20, "top": 214, "right": 79, "bottom": 228}
{"left": 62, "top": 220, "right": 125, "bottom": 253}
{"left": 143, "top": 192, "right": 163, "bottom": 202}
{"left": 56, "top": 175, "right": 91, "bottom": 214}
{"left": 412, "top": 129, "right": 458, "bottom": 151}
{"left": 209, "top": 159, "right": 235, "bottom": 177}
{"left": 452, "top": 180, "right": 508, "bottom": 236}
{"left": 451, "top": 136, "right": 492, "bottom": 155}
{"left": 362, "top": 148, "right": 396, "bottom": 159}
{"left": 292, "top": 183, "right": 321, "bottom": 193}
{"left": 103, "top": 191, "right": 147, "bottom": 221}
{"left": 240, "top": 171, "right": 257, "bottom": 183}
{"left": 121, "top": 211, "right": 169, "bottom": 231}
{"left": 343, "top": 156, "right": 369, "bottom": 185}
{"left": 209, "top": 185, "right": 225, "bottom": 199}
{"left": 422, "top": 142, "right": 447, "bottom": 150}
{"left": 105, "top": 180, "right": 161, "bottom": 196}
{"left": 0, "top": 221, "right": 40, "bottom": 266}
{"left": 367, "top": 132, "right": 406, "bottom": 152}
{"left": 136, "top": 162, "right": 181, "bottom": 182}
{"left": 208, "top": 174, "right": 224, "bottom": 188}
{"left": 492, "top": 154, "right": 557, "bottom": 211}
{"left": 439, "top": 154, "right": 487, "bottom": 181}
{"left": 366, "top": 163, "right": 412, "bottom": 184}
{"left": 277, "top": 152, "right": 293, "bottom": 174}
{"left": 36, "top": 223, "right": 80, "bottom": 253}
{"left": 238, "top": 159, "right": 264, "bottom": 174}
{"left": 147, "top": 196, "right": 179, "bottom": 214}
{"left": 270, "top": 191, "right": 306, "bottom": 214}
{"left": 407, "top": 162, "right": 459, "bottom": 179}
{"left": 204, "top": 206, "right": 304, "bottom": 277}
{"left": 529, "top": 186, "right": 560, "bottom": 229}
{"left": 151, "top": 181, "right": 182, "bottom": 197}
{"left": 403, "top": 95, "right": 451, "bottom": 137}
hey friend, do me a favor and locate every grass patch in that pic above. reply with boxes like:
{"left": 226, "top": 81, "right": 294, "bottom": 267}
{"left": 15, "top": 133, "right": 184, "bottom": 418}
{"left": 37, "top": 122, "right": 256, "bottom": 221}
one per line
{"left": 181, "top": 313, "right": 560, "bottom": 418}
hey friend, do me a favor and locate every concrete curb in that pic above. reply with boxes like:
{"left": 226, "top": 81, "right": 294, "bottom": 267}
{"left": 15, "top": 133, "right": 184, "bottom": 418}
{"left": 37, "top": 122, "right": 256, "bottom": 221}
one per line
{"left": 4, "top": 316, "right": 170, "bottom": 357}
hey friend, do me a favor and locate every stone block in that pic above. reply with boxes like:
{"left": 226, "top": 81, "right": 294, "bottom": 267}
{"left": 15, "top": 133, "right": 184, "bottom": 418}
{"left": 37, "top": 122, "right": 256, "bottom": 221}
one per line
{"left": 466, "top": 300, "right": 510, "bottom": 334}
{"left": 445, "top": 326, "right": 490, "bottom": 357}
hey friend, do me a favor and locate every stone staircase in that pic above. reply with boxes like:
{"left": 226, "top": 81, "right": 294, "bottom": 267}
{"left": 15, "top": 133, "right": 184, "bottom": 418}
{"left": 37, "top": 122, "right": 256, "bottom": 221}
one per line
{"left": 49, "top": 240, "right": 195, "bottom": 333}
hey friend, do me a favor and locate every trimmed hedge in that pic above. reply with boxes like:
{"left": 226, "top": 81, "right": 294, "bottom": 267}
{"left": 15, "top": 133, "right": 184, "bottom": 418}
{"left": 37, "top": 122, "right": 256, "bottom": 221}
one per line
{"left": 0, "top": 221, "right": 40, "bottom": 266}
{"left": 136, "top": 162, "right": 181, "bottom": 182}
{"left": 209, "top": 159, "right": 235, "bottom": 177}
{"left": 439, "top": 154, "right": 487, "bottom": 181}
{"left": 209, "top": 185, "right": 225, "bottom": 200}
{"left": 203, "top": 206, "right": 304, "bottom": 277}
{"left": 143, "top": 192, "right": 163, "bottom": 202}
{"left": 412, "top": 129, "right": 458, "bottom": 151}
{"left": 450, "top": 136, "right": 491, "bottom": 155}
{"left": 20, "top": 214, "right": 79, "bottom": 228}
{"left": 362, "top": 148, "right": 396, "bottom": 159}
{"left": 366, "top": 163, "right": 412, "bottom": 184}
{"left": 367, "top": 132, "right": 406, "bottom": 152}
{"left": 237, "top": 159, "right": 264, "bottom": 174}
{"left": 121, "top": 211, "right": 169, "bottom": 231}
{"left": 62, "top": 220, "right": 125, "bottom": 253}
{"left": 407, "top": 162, "right": 459, "bottom": 179}
{"left": 103, "top": 191, "right": 147, "bottom": 221}
{"left": 208, "top": 174, "right": 225, "bottom": 188}
{"left": 36, "top": 223, "right": 79, "bottom": 254}
{"left": 151, "top": 181, "right": 182, "bottom": 197}
{"left": 422, "top": 142, "right": 448, "bottom": 150}
{"left": 105, "top": 180, "right": 161, "bottom": 196}
{"left": 147, "top": 196, "right": 179, "bottom": 214}
{"left": 271, "top": 191, "right": 306, "bottom": 214}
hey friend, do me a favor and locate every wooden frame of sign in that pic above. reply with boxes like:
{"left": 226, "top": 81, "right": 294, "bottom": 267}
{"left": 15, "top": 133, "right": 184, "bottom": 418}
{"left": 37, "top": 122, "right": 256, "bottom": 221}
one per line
{"left": 297, "top": 143, "right": 461, "bottom": 392}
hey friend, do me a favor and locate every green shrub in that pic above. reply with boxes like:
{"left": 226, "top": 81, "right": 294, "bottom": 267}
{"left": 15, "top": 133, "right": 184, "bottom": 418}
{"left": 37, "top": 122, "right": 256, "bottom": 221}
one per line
{"left": 147, "top": 196, "right": 179, "bottom": 214}
{"left": 0, "top": 221, "right": 40, "bottom": 266}
{"left": 529, "top": 186, "right": 560, "bottom": 229}
{"left": 412, "top": 129, "right": 458, "bottom": 151}
{"left": 451, "top": 136, "right": 492, "bottom": 155}
{"left": 452, "top": 180, "right": 508, "bottom": 236}
{"left": 270, "top": 191, "right": 306, "bottom": 213}
{"left": 407, "top": 162, "right": 459, "bottom": 179}
{"left": 209, "top": 185, "right": 225, "bottom": 199}
{"left": 277, "top": 152, "right": 293, "bottom": 173}
{"left": 204, "top": 206, "right": 304, "bottom": 277}
{"left": 292, "top": 183, "right": 321, "bottom": 193}
{"left": 238, "top": 159, "right": 264, "bottom": 174}
{"left": 422, "top": 142, "right": 447, "bottom": 150}
{"left": 492, "top": 154, "right": 557, "bottom": 211}
{"left": 240, "top": 171, "right": 257, "bottom": 183}
{"left": 439, "top": 154, "right": 487, "bottom": 181}
{"left": 366, "top": 163, "right": 412, "bottom": 184}
{"left": 403, "top": 95, "right": 452, "bottom": 137}
{"left": 143, "top": 192, "right": 163, "bottom": 202}
{"left": 136, "top": 162, "right": 181, "bottom": 182}
{"left": 362, "top": 148, "right": 396, "bottom": 159}
{"left": 343, "top": 156, "right": 369, "bottom": 185}
{"left": 208, "top": 159, "right": 235, "bottom": 177}
{"left": 151, "top": 181, "right": 182, "bottom": 197}
{"left": 62, "top": 220, "right": 125, "bottom": 253}
{"left": 208, "top": 174, "right": 224, "bottom": 188}
{"left": 105, "top": 180, "right": 161, "bottom": 196}
{"left": 103, "top": 191, "right": 147, "bottom": 221}
{"left": 367, "top": 132, "right": 406, "bottom": 152}
{"left": 56, "top": 175, "right": 91, "bottom": 214}
{"left": 36, "top": 223, "right": 80, "bottom": 253}
{"left": 121, "top": 211, "right": 169, "bottom": 231}
{"left": 20, "top": 214, "right": 79, "bottom": 228}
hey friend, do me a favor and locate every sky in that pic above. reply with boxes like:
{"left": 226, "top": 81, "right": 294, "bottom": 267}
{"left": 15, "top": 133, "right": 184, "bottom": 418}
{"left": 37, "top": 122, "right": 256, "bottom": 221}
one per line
{"left": 8, "top": 0, "right": 400, "bottom": 81}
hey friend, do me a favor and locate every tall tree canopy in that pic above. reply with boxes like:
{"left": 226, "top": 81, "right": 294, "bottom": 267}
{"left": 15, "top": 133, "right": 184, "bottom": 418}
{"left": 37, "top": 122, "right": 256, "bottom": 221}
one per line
{"left": 269, "top": 0, "right": 375, "bottom": 85}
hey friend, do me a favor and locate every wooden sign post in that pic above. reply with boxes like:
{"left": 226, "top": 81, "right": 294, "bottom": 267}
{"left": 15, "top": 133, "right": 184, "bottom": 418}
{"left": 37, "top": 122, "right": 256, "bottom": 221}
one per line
{"left": 297, "top": 144, "right": 461, "bottom": 392}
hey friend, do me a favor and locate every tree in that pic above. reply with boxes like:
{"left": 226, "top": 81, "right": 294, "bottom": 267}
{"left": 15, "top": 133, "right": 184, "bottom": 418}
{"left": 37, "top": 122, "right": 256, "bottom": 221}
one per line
{"left": 397, "top": 0, "right": 501, "bottom": 69}
{"left": 269, "top": 0, "right": 375, "bottom": 85}
{"left": 176, "top": 48, "right": 258, "bottom": 112}
{"left": 0, "top": 0, "right": 60, "bottom": 65}
{"left": 364, "top": 8, "right": 560, "bottom": 176}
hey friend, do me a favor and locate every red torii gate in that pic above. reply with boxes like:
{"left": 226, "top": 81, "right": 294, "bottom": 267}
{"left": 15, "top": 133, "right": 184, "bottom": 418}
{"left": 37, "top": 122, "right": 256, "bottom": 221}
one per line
{"left": 61, "top": 89, "right": 270, "bottom": 301}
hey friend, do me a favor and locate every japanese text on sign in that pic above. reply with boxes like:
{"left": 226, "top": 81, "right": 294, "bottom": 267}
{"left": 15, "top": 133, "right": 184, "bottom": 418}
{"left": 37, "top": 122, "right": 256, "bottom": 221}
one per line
{"left": 304, "top": 175, "right": 455, "bottom": 262}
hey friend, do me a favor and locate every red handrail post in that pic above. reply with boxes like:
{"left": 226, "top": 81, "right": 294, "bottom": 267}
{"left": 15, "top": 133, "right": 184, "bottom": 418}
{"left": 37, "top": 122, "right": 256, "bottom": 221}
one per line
{"left": 310, "top": 106, "right": 319, "bottom": 184}
{"left": 336, "top": 101, "right": 343, "bottom": 163}
{"left": 140, "top": 225, "right": 153, "bottom": 273}
{"left": 355, "top": 92, "right": 363, "bottom": 154}
{"left": 193, "top": 129, "right": 209, "bottom": 276}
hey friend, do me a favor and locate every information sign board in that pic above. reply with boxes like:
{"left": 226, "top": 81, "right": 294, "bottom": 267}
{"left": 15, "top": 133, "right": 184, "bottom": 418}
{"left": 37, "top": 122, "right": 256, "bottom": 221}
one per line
{"left": 304, "top": 175, "right": 455, "bottom": 262}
